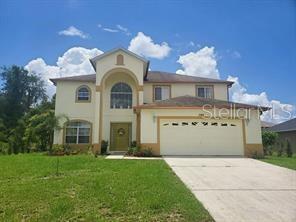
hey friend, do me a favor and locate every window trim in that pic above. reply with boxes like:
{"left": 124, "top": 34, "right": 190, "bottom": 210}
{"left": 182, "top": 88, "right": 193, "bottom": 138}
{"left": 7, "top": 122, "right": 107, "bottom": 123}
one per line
{"left": 195, "top": 85, "right": 214, "bottom": 99}
{"left": 63, "top": 120, "right": 92, "bottom": 145}
{"left": 76, "top": 85, "right": 91, "bottom": 103}
{"left": 153, "top": 85, "right": 171, "bottom": 102}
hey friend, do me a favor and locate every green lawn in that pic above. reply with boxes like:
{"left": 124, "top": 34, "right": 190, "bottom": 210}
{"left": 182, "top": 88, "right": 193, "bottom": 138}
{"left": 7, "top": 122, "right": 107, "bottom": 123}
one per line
{"left": 261, "top": 155, "right": 296, "bottom": 170}
{"left": 0, "top": 154, "right": 212, "bottom": 222}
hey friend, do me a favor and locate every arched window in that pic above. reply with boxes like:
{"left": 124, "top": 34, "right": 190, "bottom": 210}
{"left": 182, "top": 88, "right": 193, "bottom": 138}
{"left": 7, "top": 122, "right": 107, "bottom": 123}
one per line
{"left": 116, "top": 54, "right": 124, "bottom": 65}
{"left": 110, "top": 82, "right": 132, "bottom": 109}
{"left": 65, "top": 121, "right": 91, "bottom": 144}
{"left": 76, "top": 86, "right": 91, "bottom": 102}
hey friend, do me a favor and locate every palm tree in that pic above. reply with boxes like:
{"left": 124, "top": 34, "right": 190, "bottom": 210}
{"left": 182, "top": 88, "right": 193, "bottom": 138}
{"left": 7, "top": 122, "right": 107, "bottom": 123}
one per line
{"left": 24, "top": 110, "right": 68, "bottom": 152}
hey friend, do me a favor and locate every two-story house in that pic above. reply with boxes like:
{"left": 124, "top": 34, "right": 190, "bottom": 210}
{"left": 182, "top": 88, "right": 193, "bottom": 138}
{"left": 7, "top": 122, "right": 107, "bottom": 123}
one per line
{"left": 50, "top": 47, "right": 268, "bottom": 156}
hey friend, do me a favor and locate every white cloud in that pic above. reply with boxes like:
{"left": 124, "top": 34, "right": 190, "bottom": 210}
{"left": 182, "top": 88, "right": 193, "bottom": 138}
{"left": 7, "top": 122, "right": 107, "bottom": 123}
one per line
{"left": 58, "top": 26, "right": 89, "bottom": 39}
{"left": 176, "top": 46, "right": 220, "bottom": 79}
{"left": 116, "top": 24, "right": 128, "bottom": 32}
{"left": 189, "top": 41, "right": 195, "bottom": 47}
{"left": 25, "top": 47, "right": 103, "bottom": 97}
{"left": 175, "top": 46, "right": 294, "bottom": 123}
{"left": 128, "top": 32, "right": 171, "bottom": 59}
{"left": 227, "top": 76, "right": 295, "bottom": 123}
{"left": 102, "top": 28, "right": 119, "bottom": 33}
{"left": 98, "top": 23, "right": 131, "bottom": 36}
{"left": 232, "top": 51, "right": 241, "bottom": 59}
{"left": 116, "top": 24, "right": 131, "bottom": 36}
{"left": 227, "top": 49, "right": 241, "bottom": 59}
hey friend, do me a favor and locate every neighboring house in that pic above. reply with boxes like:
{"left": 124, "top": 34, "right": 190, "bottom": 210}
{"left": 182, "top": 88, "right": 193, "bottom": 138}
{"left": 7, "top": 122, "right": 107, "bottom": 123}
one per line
{"left": 50, "top": 47, "right": 268, "bottom": 156}
{"left": 268, "top": 118, "right": 296, "bottom": 152}
{"left": 261, "top": 120, "right": 275, "bottom": 130}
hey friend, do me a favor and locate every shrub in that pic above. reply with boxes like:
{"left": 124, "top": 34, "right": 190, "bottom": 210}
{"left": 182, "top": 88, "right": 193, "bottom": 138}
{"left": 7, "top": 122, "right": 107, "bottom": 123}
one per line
{"left": 87, "top": 145, "right": 94, "bottom": 155}
{"left": 126, "top": 147, "right": 154, "bottom": 157}
{"left": 0, "top": 142, "right": 9, "bottom": 155}
{"left": 101, "top": 140, "right": 108, "bottom": 154}
{"left": 262, "top": 131, "right": 278, "bottom": 156}
{"left": 286, "top": 139, "right": 293, "bottom": 157}
{"left": 63, "top": 144, "right": 71, "bottom": 155}
{"left": 51, "top": 144, "right": 64, "bottom": 155}
{"left": 127, "top": 146, "right": 140, "bottom": 156}
{"left": 130, "top": 141, "right": 137, "bottom": 148}
{"left": 277, "top": 142, "right": 284, "bottom": 157}
{"left": 251, "top": 151, "right": 264, "bottom": 159}
{"left": 142, "top": 148, "right": 153, "bottom": 157}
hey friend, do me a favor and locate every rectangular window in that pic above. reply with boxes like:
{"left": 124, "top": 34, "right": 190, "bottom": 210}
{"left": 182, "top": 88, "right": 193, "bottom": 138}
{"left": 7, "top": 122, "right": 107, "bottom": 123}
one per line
{"left": 196, "top": 86, "right": 213, "bottom": 99}
{"left": 65, "top": 128, "right": 77, "bottom": 144}
{"left": 65, "top": 122, "right": 90, "bottom": 144}
{"left": 78, "top": 91, "right": 89, "bottom": 100}
{"left": 154, "top": 86, "right": 170, "bottom": 101}
{"left": 78, "top": 128, "right": 90, "bottom": 144}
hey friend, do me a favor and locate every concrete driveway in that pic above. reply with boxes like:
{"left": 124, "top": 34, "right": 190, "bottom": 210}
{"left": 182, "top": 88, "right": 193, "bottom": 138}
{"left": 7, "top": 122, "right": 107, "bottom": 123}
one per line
{"left": 164, "top": 157, "right": 296, "bottom": 222}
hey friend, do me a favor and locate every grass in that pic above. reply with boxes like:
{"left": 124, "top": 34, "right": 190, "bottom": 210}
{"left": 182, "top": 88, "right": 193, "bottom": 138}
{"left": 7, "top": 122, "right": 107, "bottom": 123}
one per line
{"left": 0, "top": 154, "right": 212, "bottom": 222}
{"left": 261, "top": 154, "right": 296, "bottom": 170}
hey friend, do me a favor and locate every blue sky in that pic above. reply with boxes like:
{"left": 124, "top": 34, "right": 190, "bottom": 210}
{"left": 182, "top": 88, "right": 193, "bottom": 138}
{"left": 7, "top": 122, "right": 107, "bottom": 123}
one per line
{"left": 0, "top": 0, "right": 295, "bottom": 119}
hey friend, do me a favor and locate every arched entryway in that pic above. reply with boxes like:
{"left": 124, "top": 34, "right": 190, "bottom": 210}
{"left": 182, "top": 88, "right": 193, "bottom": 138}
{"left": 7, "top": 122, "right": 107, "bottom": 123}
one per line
{"left": 100, "top": 68, "right": 140, "bottom": 152}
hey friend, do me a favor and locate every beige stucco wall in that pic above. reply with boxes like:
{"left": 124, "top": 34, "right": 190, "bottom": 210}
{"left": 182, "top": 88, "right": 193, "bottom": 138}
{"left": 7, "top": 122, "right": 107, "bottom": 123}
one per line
{"left": 101, "top": 72, "right": 137, "bottom": 144}
{"left": 245, "top": 109, "right": 262, "bottom": 144}
{"left": 143, "top": 84, "right": 153, "bottom": 104}
{"left": 53, "top": 81, "right": 96, "bottom": 144}
{"left": 95, "top": 50, "right": 145, "bottom": 86}
{"left": 53, "top": 48, "right": 260, "bottom": 156}
{"left": 54, "top": 50, "right": 146, "bottom": 148}
{"left": 213, "top": 84, "right": 229, "bottom": 100}
{"left": 143, "top": 83, "right": 229, "bottom": 104}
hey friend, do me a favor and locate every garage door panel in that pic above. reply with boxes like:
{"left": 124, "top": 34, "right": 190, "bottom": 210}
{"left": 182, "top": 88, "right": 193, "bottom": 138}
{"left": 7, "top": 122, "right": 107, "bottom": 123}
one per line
{"left": 160, "top": 119, "right": 244, "bottom": 155}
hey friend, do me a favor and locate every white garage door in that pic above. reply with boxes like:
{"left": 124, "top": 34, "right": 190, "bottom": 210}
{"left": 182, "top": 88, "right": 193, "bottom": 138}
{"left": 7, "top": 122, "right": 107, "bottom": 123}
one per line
{"left": 160, "top": 119, "right": 244, "bottom": 156}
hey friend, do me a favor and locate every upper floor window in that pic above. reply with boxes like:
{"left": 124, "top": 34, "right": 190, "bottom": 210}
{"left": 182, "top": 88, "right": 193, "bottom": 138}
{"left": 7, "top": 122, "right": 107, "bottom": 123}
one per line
{"left": 116, "top": 54, "right": 124, "bottom": 65}
{"left": 65, "top": 121, "right": 91, "bottom": 144}
{"left": 196, "top": 85, "right": 213, "bottom": 99}
{"left": 110, "top": 82, "right": 132, "bottom": 109}
{"left": 76, "top": 86, "right": 91, "bottom": 102}
{"left": 154, "top": 85, "right": 170, "bottom": 101}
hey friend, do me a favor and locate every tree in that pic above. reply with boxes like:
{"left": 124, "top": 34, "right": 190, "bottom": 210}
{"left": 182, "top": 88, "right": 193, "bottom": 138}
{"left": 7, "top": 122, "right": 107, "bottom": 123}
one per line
{"left": 24, "top": 105, "right": 67, "bottom": 152}
{"left": 262, "top": 131, "right": 278, "bottom": 156}
{"left": 0, "top": 118, "right": 6, "bottom": 142}
{"left": 8, "top": 119, "right": 26, "bottom": 154}
{"left": 286, "top": 139, "right": 293, "bottom": 157}
{"left": 0, "top": 66, "right": 48, "bottom": 154}
{"left": 0, "top": 66, "right": 47, "bottom": 129}
{"left": 277, "top": 141, "right": 284, "bottom": 157}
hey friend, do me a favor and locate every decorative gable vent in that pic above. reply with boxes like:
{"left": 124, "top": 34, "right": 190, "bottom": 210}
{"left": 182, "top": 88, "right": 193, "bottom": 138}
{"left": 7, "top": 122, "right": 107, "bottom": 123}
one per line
{"left": 116, "top": 54, "right": 124, "bottom": 65}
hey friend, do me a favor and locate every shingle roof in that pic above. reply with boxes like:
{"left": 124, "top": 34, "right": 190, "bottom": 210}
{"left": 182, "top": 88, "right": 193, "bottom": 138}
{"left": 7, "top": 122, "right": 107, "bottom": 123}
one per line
{"left": 50, "top": 74, "right": 96, "bottom": 84}
{"left": 135, "top": 95, "right": 270, "bottom": 111}
{"left": 261, "top": 121, "right": 275, "bottom": 128}
{"left": 268, "top": 118, "right": 296, "bottom": 132}
{"left": 50, "top": 71, "right": 233, "bottom": 85}
{"left": 146, "top": 71, "right": 233, "bottom": 85}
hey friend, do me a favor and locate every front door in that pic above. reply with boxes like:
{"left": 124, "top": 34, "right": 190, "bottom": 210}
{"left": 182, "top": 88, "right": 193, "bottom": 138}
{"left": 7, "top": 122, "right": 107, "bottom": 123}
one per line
{"left": 110, "top": 123, "right": 131, "bottom": 151}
